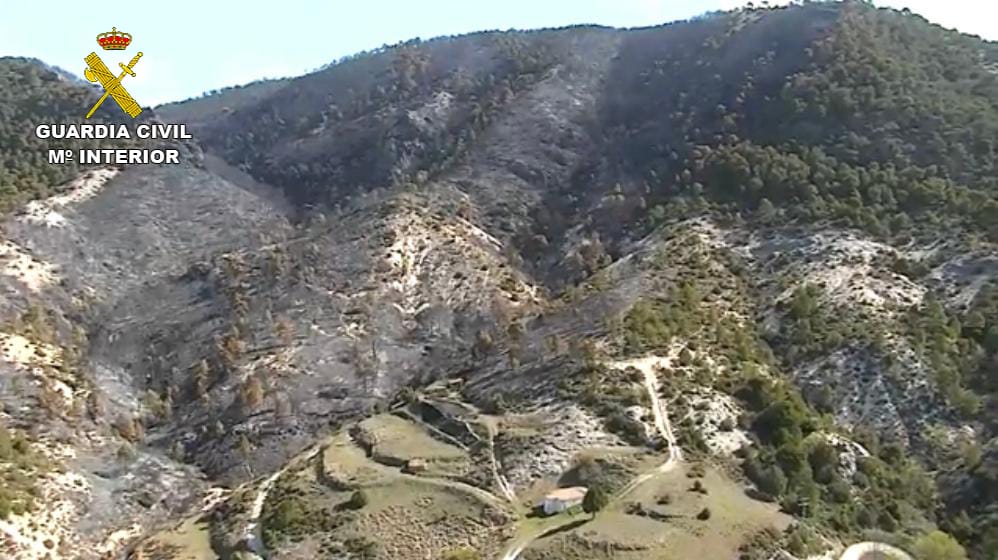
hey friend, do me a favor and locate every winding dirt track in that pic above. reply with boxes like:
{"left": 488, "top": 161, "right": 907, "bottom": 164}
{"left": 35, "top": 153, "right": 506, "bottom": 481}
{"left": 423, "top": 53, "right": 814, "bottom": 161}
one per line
{"left": 611, "top": 356, "right": 683, "bottom": 498}
{"left": 243, "top": 446, "right": 321, "bottom": 559}
{"left": 484, "top": 419, "right": 518, "bottom": 503}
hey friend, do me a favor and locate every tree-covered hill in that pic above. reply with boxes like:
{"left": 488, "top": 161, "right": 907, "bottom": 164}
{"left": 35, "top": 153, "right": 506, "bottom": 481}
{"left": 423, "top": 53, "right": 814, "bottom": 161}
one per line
{"left": 588, "top": 1, "right": 998, "bottom": 244}
{"left": 0, "top": 58, "right": 147, "bottom": 211}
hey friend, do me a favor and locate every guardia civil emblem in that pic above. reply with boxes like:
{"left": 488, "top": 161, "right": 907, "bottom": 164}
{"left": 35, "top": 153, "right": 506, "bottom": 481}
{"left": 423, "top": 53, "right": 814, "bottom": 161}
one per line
{"left": 83, "top": 27, "right": 143, "bottom": 119}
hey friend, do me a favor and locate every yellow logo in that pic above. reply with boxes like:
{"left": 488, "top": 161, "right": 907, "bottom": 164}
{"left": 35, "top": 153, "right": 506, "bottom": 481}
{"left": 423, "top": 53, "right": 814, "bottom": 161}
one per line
{"left": 83, "top": 27, "right": 142, "bottom": 119}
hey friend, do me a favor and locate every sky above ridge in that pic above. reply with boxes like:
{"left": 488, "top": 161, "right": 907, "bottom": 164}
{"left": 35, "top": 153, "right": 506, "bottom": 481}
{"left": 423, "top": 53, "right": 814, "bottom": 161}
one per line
{"left": 1, "top": 0, "right": 995, "bottom": 106}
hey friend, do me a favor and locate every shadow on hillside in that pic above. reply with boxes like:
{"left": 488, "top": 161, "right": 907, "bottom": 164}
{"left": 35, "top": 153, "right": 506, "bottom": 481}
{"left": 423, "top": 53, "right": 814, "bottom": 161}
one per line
{"left": 537, "top": 518, "right": 591, "bottom": 539}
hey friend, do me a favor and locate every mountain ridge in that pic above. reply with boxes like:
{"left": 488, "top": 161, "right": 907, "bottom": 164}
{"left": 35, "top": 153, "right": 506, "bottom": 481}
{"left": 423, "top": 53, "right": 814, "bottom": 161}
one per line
{"left": 1, "top": 2, "right": 996, "bottom": 559}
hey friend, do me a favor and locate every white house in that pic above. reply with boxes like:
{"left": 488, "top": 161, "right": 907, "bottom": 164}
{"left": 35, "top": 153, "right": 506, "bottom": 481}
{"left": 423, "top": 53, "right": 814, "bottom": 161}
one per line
{"left": 538, "top": 486, "right": 588, "bottom": 515}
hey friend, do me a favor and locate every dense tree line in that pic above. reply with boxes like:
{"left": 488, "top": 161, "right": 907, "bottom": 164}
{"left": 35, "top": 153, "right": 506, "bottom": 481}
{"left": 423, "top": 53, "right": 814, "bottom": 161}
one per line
{"left": 735, "top": 373, "right": 938, "bottom": 539}
{"left": 904, "top": 288, "right": 998, "bottom": 417}
{"left": 594, "top": 1, "right": 998, "bottom": 241}
{"left": 903, "top": 282, "right": 998, "bottom": 556}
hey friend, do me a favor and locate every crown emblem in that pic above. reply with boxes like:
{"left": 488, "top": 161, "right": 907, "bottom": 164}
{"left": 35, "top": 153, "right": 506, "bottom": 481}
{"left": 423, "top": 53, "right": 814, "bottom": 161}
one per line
{"left": 96, "top": 27, "right": 132, "bottom": 50}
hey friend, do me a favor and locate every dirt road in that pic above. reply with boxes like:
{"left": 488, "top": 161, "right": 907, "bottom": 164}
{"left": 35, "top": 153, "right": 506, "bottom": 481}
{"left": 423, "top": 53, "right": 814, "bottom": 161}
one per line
{"left": 610, "top": 356, "right": 683, "bottom": 498}
{"left": 243, "top": 445, "right": 321, "bottom": 559}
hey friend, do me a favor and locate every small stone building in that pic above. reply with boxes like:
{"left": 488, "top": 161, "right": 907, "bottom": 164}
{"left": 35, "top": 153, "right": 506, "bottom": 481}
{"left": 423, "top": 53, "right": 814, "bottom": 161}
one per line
{"left": 537, "top": 486, "right": 588, "bottom": 515}
{"left": 404, "top": 458, "right": 427, "bottom": 474}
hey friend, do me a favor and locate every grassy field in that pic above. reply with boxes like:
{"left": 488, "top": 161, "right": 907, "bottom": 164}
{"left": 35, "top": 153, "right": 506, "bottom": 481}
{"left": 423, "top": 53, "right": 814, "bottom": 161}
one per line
{"left": 322, "top": 431, "right": 395, "bottom": 487}
{"left": 348, "top": 478, "right": 513, "bottom": 559}
{"left": 356, "top": 414, "right": 471, "bottom": 477}
{"left": 521, "top": 463, "right": 790, "bottom": 560}
{"left": 133, "top": 514, "right": 217, "bottom": 560}
{"left": 259, "top": 423, "right": 515, "bottom": 560}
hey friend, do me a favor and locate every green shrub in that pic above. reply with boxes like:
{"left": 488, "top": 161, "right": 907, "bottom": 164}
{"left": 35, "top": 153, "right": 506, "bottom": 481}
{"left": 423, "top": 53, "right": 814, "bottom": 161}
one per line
{"left": 0, "top": 426, "right": 45, "bottom": 519}
{"left": 442, "top": 547, "right": 481, "bottom": 560}
{"left": 346, "top": 489, "right": 369, "bottom": 510}
{"left": 911, "top": 530, "right": 968, "bottom": 560}
{"left": 785, "top": 524, "right": 823, "bottom": 557}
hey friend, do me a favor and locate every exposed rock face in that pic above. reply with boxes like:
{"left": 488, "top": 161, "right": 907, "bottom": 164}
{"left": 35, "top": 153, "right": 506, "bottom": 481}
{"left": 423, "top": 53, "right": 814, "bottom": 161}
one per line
{"left": 495, "top": 405, "right": 628, "bottom": 491}
{"left": 680, "top": 389, "right": 751, "bottom": 456}
{"left": 821, "top": 432, "right": 871, "bottom": 480}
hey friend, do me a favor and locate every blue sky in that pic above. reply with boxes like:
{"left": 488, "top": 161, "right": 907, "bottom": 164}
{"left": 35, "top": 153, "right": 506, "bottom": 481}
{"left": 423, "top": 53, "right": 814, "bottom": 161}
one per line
{"left": 1, "top": 1, "right": 994, "bottom": 106}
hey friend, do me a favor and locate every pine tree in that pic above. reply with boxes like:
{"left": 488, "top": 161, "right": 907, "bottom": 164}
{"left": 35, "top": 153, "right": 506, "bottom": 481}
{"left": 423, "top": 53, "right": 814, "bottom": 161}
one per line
{"left": 755, "top": 198, "right": 777, "bottom": 223}
{"left": 240, "top": 375, "right": 265, "bottom": 413}
{"left": 193, "top": 359, "right": 211, "bottom": 397}
{"left": 275, "top": 317, "right": 295, "bottom": 347}
{"left": 582, "top": 484, "right": 609, "bottom": 519}
{"left": 238, "top": 435, "right": 254, "bottom": 476}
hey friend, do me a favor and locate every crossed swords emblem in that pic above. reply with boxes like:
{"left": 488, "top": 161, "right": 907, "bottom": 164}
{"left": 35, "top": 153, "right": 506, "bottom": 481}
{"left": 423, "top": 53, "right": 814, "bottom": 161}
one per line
{"left": 83, "top": 51, "right": 143, "bottom": 119}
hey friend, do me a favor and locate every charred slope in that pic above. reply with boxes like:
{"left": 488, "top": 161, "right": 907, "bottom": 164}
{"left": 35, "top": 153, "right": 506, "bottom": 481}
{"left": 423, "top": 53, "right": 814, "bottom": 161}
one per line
{"left": 0, "top": 58, "right": 298, "bottom": 550}
{"left": 2, "top": 2, "right": 998, "bottom": 558}
{"left": 157, "top": 3, "right": 997, "bottom": 556}
{"left": 0, "top": 150, "right": 294, "bottom": 554}
{"left": 166, "top": 2, "right": 998, "bottom": 281}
